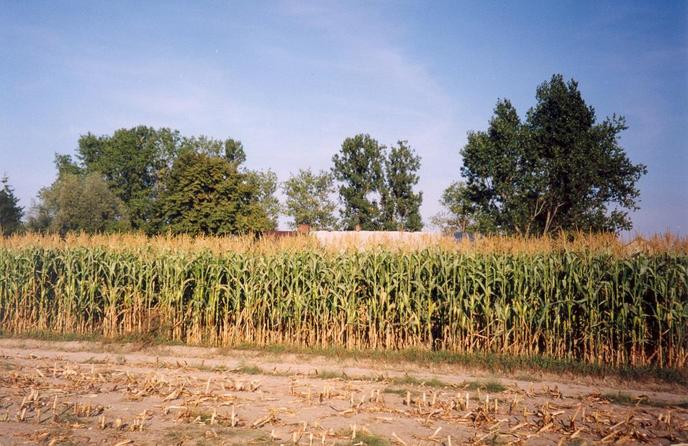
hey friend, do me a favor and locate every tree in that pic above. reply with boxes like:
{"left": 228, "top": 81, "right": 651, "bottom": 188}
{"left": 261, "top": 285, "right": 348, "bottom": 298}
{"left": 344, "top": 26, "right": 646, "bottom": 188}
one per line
{"left": 460, "top": 74, "right": 647, "bottom": 235}
{"left": 283, "top": 169, "right": 338, "bottom": 230}
{"left": 246, "top": 169, "right": 280, "bottom": 230}
{"left": 184, "top": 136, "right": 247, "bottom": 168}
{"left": 156, "top": 151, "right": 270, "bottom": 235}
{"left": 59, "top": 127, "right": 254, "bottom": 234}
{"left": 223, "top": 138, "right": 247, "bottom": 167}
{"left": 381, "top": 141, "right": 423, "bottom": 231}
{"left": 332, "top": 134, "right": 385, "bottom": 230}
{"left": 54, "top": 154, "right": 83, "bottom": 176}
{"left": 28, "top": 173, "right": 129, "bottom": 234}
{"left": 73, "top": 126, "right": 184, "bottom": 232}
{"left": 431, "top": 181, "right": 480, "bottom": 234}
{"left": 0, "top": 176, "right": 23, "bottom": 235}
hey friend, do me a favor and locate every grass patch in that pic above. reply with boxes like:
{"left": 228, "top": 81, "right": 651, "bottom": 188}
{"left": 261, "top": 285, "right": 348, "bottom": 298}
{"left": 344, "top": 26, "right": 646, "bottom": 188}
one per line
{"left": 604, "top": 391, "right": 639, "bottom": 406}
{"left": 513, "top": 373, "right": 541, "bottom": 382}
{"left": 335, "top": 429, "right": 389, "bottom": 446}
{"left": 193, "top": 361, "right": 228, "bottom": 373}
{"left": 2, "top": 331, "right": 685, "bottom": 386}
{"left": 303, "top": 368, "right": 449, "bottom": 389}
{"left": 82, "top": 356, "right": 109, "bottom": 365}
{"left": 164, "top": 426, "right": 268, "bottom": 446}
{"left": 232, "top": 362, "right": 263, "bottom": 375}
{"left": 230, "top": 342, "right": 687, "bottom": 385}
{"left": 0, "top": 360, "right": 15, "bottom": 371}
{"left": 382, "top": 387, "right": 408, "bottom": 396}
{"left": 388, "top": 374, "right": 448, "bottom": 388}
{"left": 461, "top": 380, "right": 507, "bottom": 393}
{"left": 603, "top": 391, "right": 688, "bottom": 408}
{"left": 314, "top": 369, "right": 347, "bottom": 380}
{"left": 54, "top": 411, "right": 81, "bottom": 425}
{"left": 184, "top": 408, "right": 214, "bottom": 423}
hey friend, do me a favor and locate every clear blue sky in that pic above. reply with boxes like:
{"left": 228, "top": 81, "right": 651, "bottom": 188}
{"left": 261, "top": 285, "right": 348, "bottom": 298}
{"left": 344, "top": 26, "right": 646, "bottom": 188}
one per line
{"left": 1, "top": 1, "right": 686, "bottom": 234}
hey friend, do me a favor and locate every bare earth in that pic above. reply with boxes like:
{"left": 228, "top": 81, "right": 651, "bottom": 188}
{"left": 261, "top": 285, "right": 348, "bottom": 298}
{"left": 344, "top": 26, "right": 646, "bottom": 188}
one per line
{"left": 0, "top": 339, "right": 685, "bottom": 446}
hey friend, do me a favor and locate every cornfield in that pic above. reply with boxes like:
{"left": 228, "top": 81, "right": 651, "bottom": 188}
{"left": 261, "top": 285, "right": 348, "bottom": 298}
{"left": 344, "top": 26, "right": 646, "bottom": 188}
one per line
{"left": 0, "top": 233, "right": 686, "bottom": 368}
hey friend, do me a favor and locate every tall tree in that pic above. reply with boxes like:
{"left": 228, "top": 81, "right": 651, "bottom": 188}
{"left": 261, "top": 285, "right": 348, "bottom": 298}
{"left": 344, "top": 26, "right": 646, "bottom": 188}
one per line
{"left": 28, "top": 173, "right": 129, "bottom": 234}
{"left": 246, "top": 169, "right": 280, "bottom": 230}
{"left": 74, "top": 126, "right": 184, "bottom": 232}
{"left": 184, "top": 136, "right": 247, "bottom": 168}
{"left": 0, "top": 176, "right": 23, "bottom": 235}
{"left": 60, "top": 127, "right": 253, "bottom": 233}
{"left": 156, "top": 151, "right": 270, "bottom": 235}
{"left": 332, "top": 134, "right": 385, "bottom": 230}
{"left": 382, "top": 141, "right": 423, "bottom": 231}
{"left": 223, "top": 138, "right": 247, "bottom": 167}
{"left": 283, "top": 169, "right": 338, "bottom": 230}
{"left": 460, "top": 74, "right": 647, "bottom": 235}
{"left": 54, "top": 154, "right": 83, "bottom": 176}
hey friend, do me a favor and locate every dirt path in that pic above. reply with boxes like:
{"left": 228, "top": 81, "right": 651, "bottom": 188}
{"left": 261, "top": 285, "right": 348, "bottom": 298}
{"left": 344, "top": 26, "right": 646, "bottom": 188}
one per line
{"left": 0, "top": 339, "right": 685, "bottom": 445}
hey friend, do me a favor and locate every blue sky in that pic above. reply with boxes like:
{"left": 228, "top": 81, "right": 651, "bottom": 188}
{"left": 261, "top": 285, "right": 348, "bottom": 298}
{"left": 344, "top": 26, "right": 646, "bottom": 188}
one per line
{"left": 1, "top": 1, "right": 686, "bottom": 234}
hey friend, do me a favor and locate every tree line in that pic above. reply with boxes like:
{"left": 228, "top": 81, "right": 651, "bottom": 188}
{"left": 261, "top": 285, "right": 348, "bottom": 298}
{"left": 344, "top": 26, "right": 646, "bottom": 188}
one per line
{"left": 13, "top": 130, "right": 422, "bottom": 235}
{"left": 0, "top": 75, "right": 646, "bottom": 236}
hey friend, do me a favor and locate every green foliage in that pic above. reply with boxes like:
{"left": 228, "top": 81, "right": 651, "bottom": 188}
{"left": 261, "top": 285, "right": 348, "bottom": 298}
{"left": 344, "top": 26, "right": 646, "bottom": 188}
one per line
{"left": 381, "top": 141, "right": 423, "bottom": 231}
{"left": 283, "top": 168, "right": 338, "bottom": 229}
{"left": 432, "top": 181, "right": 482, "bottom": 234}
{"left": 461, "top": 380, "right": 507, "bottom": 393}
{"left": 460, "top": 74, "right": 647, "bottom": 235}
{"left": 156, "top": 151, "right": 270, "bottom": 235}
{"left": 332, "top": 135, "right": 423, "bottom": 231}
{"left": 0, "top": 176, "right": 23, "bottom": 235}
{"left": 184, "top": 136, "right": 247, "bottom": 168}
{"left": 223, "top": 138, "right": 247, "bottom": 167}
{"left": 332, "top": 134, "right": 386, "bottom": 230}
{"left": 53, "top": 154, "right": 83, "bottom": 176}
{"left": 336, "top": 431, "right": 389, "bottom": 446}
{"left": 75, "top": 126, "right": 184, "bottom": 232}
{"left": 49, "top": 127, "right": 270, "bottom": 235}
{"left": 29, "top": 173, "right": 129, "bottom": 234}
{"left": 246, "top": 170, "right": 280, "bottom": 230}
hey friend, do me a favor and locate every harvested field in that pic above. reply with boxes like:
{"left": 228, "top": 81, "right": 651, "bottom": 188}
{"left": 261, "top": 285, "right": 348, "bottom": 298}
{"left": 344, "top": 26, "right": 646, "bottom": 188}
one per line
{"left": 0, "top": 339, "right": 686, "bottom": 446}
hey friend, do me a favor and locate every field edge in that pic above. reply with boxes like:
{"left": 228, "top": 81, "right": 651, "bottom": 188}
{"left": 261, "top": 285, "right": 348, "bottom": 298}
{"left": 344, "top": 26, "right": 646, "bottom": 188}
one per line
{"left": 1, "top": 331, "right": 685, "bottom": 387}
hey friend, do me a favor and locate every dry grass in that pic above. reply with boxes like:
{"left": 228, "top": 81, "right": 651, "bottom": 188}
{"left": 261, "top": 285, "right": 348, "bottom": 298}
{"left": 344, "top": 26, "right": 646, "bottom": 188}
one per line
{"left": 2, "top": 230, "right": 687, "bottom": 255}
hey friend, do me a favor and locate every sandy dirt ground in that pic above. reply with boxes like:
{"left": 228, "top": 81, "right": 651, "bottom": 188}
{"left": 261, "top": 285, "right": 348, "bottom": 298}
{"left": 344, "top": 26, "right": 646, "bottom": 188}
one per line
{"left": 0, "top": 339, "right": 685, "bottom": 446}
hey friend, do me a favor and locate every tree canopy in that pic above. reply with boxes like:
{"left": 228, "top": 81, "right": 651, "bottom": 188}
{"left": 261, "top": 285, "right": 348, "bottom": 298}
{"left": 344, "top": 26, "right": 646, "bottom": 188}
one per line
{"left": 382, "top": 141, "right": 423, "bottom": 231}
{"left": 70, "top": 126, "right": 184, "bottom": 232}
{"left": 0, "top": 176, "right": 23, "bottom": 235}
{"left": 283, "top": 168, "right": 338, "bottom": 230}
{"left": 45, "top": 127, "right": 274, "bottom": 235}
{"left": 15, "top": 78, "right": 649, "bottom": 238}
{"left": 156, "top": 150, "right": 270, "bottom": 235}
{"left": 459, "top": 74, "right": 646, "bottom": 235}
{"left": 246, "top": 169, "right": 280, "bottom": 231}
{"left": 29, "top": 172, "right": 129, "bottom": 234}
{"left": 332, "top": 134, "right": 423, "bottom": 231}
{"left": 431, "top": 181, "right": 480, "bottom": 234}
{"left": 332, "top": 134, "right": 386, "bottom": 230}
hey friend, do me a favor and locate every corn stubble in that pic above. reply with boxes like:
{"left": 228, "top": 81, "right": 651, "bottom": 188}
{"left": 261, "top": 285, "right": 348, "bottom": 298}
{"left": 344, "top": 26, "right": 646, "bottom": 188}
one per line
{"left": 0, "top": 232, "right": 686, "bottom": 368}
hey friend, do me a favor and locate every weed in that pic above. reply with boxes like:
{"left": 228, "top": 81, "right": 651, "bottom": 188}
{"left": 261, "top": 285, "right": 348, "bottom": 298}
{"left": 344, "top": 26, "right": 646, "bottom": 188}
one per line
{"left": 603, "top": 391, "right": 688, "bottom": 408}
{"left": 233, "top": 363, "right": 263, "bottom": 375}
{"left": 335, "top": 429, "right": 389, "bottom": 446}
{"left": 462, "top": 380, "right": 507, "bottom": 393}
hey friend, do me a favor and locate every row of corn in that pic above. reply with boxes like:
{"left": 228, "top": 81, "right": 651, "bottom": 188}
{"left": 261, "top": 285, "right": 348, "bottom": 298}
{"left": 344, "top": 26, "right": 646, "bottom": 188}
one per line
{"left": 0, "top": 246, "right": 686, "bottom": 368}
